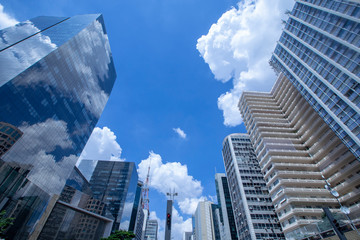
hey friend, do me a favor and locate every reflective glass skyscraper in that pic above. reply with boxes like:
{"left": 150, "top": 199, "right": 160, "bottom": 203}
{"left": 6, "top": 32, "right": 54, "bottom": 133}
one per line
{"left": 0, "top": 14, "right": 116, "bottom": 239}
{"left": 270, "top": 0, "right": 360, "bottom": 158}
{"left": 79, "top": 160, "right": 140, "bottom": 232}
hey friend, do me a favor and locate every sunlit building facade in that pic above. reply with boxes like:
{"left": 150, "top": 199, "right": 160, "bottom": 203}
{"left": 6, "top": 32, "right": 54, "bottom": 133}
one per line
{"left": 194, "top": 201, "right": 216, "bottom": 240}
{"left": 222, "top": 134, "right": 284, "bottom": 240}
{"left": 270, "top": 0, "right": 360, "bottom": 159}
{"left": 0, "top": 14, "right": 116, "bottom": 239}
{"left": 239, "top": 74, "right": 360, "bottom": 239}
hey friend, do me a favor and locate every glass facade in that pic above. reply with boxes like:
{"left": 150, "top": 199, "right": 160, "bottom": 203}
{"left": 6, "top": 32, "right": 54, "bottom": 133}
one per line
{"left": 0, "top": 14, "right": 116, "bottom": 239}
{"left": 270, "top": 0, "right": 360, "bottom": 158}
{"left": 80, "top": 160, "right": 139, "bottom": 232}
{"left": 215, "top": 173, "right": 238, "bottom": 240}
{"left": 38, "top": 167, "right": 113, "bottom": 240}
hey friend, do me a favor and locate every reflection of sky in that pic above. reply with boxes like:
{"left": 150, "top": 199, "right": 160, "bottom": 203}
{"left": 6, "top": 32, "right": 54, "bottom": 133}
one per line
{"left": 0, "top": 21, "right": 57, "bottom": 87}
{"left": 3, "top": 119, "right": 77, "bottom": 194}
{"left": 77, "top": 159, "right": 98, "bottom": 181}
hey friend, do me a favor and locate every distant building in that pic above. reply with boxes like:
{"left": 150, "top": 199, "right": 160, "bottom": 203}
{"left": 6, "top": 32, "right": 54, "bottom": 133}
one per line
{"left": 79, "top": 160, "right": 140, "bottom": 232}
{"left": 184, "top": 231, "right": 193, "bottom": 240}
{"left": 194, "top": 201, "right": 216, "bottom": 240}
{"left": 222, "top": 134, "right": 284, "bottom": 240}
{"left": 0, "top": 14, "right": 116, "bottom": 239}
{"left": 38, "top": 167, "right": 113, "bottom": 240}
{"left": 270, "top": 0, "right": 360, "bottom": 159}
{"left": 144, "top": 219, "right": 158, "bottom": 240}
{"left": 0, "top": 122, "right": 23, "bottom": 157}
{"left": 215, "top": 173, "right": 238, "bottom": 240}
{"left": 239, "top": 74, "right": 360, "bottom": 239}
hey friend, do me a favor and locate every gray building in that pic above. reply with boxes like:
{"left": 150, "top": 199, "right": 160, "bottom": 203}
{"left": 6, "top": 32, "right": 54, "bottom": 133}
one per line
{"left": 215, "top": 173, "right": 238, "bottom": 240}
{"left": 0, "top": 14, "right": 116, "bottom": 239}
{"left": 144, "top": 219, "right": 158, "bottom": 240}
{"left": 270, "top": 0, "right": 360, "bottom": 159}
{"left": 222, "top": 134, "right": 284, "bottom": 240}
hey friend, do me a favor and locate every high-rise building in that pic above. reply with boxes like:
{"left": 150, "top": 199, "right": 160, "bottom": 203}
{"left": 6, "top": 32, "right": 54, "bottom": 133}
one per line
{"left": 239, "top": 74, "right": 360, "bottom": 239}
{"left": 214, "top": 173, "right": 238, "bottom": 240}
{"left": 0, "top": 14, "right": 116, "bottom": 239}
{"left": 222, "top": 133, "right": 284, "bottom": 240}
{"left": 79, "top": 160, "right": 140, "bottom": 232}
{"left": 144, "top": 219, "right": 158, "bottom": 240}
{"left": 194, "top": 201, "right": 216, "bottom": 240}
{"left": 269, "top": 0, "right": 360, "bottom": 159}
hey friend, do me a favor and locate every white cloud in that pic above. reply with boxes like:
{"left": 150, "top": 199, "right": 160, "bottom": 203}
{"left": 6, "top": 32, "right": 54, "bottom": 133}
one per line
{"left": 3, "top": 119, "right": 77, "bottom": 194}
{"left": 138, "top": 152, "right": 204, "bottom": 215}
{"left": 173, "top": 127, "right": 187, "bottom": 139}
{"left": 0, "top": 4, "right": 18, "bottom": 29}
{"left": 197, "top": 0, "right": 294, "bottom": 126}
{"left": 77, "top": 126, "right": 123, "bottom": 164}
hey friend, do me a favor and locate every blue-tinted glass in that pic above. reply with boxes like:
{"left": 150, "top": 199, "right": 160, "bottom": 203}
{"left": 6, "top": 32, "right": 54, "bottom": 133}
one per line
{"left": 0, "top": 14, "right": 116, "bottom": 239}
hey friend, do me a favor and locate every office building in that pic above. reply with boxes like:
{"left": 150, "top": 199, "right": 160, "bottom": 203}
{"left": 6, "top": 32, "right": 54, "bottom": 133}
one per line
{"left": 144, "top": 219, "right": 158, "bottom": 240}
{"left": 79, "top": 160, "right": 140, "bottom": 232}
{"left": 239, "top": 74, "right": 360, "bottom": 239}
{"left": 194, "top": 201, "right": 215, "bottom": 240}
{"left": 0, "top": 14, "right": 116, "bottom": 239}
{"left": 38, "top": 167, "right": 113, "bottom": 240}
{"left": 222, "top": 134, "right": 284, "bottom": 240}
{"left": 269, "top": 0, "right": 360, "bottom": 159}
{"left": 214, "top": 173, "right": 238, "bottom": 240}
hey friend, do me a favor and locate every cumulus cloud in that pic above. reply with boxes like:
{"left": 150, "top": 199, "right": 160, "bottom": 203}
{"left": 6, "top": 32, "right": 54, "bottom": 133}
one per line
{"left": 78, "top": 126, "right": 123, "bottom": 163}
{"left": 173, "top": 127, "right": 187, "bottom": 139}
{"left": 0, "top": 4, "right": 18, "bottom": 29}
{"left": 138, "top": 152, "right": 204, "bottom": 215}
{"left": 197, "top": 0, "right": 294, "bottom": 126}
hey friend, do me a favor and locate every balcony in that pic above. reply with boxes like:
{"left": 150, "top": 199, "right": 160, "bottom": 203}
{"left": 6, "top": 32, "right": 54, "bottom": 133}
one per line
{"left": 278, "top": 208, "right": 323, "bottom": 223}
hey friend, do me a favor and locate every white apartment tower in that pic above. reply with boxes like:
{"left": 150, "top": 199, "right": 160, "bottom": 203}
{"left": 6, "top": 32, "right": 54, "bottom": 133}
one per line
{"left": 239, "top": 74, "right": 360, "bottom": 239}
{"left": 222, "top": 134, "right": 284, "bottom": 240}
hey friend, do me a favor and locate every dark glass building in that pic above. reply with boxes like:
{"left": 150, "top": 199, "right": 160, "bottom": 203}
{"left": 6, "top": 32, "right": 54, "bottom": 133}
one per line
{"left": 215, "top": 173, "right": 238, "bottom": 240}
{"left": 0, "top": 14, "right": 116, "bottom": 239}
{"left": 79, "top": 160, "right": 140, "bottom": 232}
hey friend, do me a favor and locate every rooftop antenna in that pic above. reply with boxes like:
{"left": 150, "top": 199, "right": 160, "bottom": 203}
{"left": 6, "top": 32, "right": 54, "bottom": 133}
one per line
{"left": 142, "top": 160, "right": 151, "bottom": 211}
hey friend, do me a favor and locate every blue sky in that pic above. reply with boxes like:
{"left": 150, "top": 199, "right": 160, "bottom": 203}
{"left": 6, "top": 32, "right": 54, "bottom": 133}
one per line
{"left": 0, "top": 0, "right": 293, "bottom": 238}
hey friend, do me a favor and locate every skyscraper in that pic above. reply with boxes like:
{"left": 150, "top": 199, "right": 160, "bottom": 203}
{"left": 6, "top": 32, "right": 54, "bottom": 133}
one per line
{"left": 80, "top": 160, "right": 140, "bottom": 232}
{"left": 214, "top": 173, "right": 238, "bottom": 240}
{"left": 144, "top": 219, "right": 158, "bottom": 240}
{"left": 194, "top": 201, "right": 216, "bottom": 240}
{"left": 239, "top": 74, "right": 360, "bottom": 239}
{"left": 269, "top": 0, "right": 360, "bottom": 158}
{"left": 222, "top": 134, "right": 284, "bottom": 240}
{"left": 0, "top": 14, "right": 116, "bottom": 239}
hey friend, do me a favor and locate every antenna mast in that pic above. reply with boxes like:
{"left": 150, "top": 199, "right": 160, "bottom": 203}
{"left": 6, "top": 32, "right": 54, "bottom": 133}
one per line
{"left": 142, "top": 162, "right": 151, "bottom": 211}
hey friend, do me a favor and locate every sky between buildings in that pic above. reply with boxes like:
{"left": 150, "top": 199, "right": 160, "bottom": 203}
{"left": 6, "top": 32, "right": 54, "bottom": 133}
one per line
{"left": 0, "top": 0, "right": 294, "bottom": 239}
